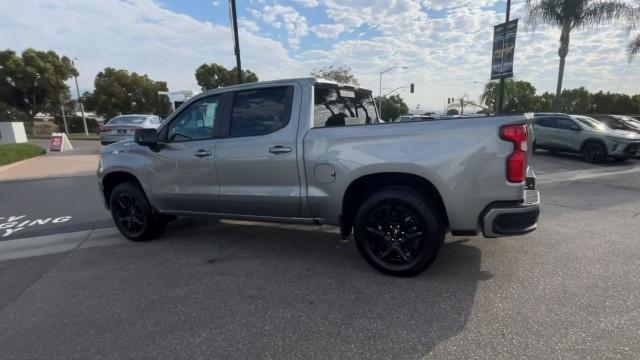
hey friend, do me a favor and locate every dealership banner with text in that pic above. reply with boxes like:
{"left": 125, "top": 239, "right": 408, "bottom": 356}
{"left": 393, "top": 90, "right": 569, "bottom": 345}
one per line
{"left": 491, "top": 19, "right": 518, "bottom": 80}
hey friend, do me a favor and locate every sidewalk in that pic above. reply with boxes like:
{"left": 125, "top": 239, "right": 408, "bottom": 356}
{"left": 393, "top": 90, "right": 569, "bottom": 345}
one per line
{"left": 0, "top": 144, "right": 99, "bottom": 181}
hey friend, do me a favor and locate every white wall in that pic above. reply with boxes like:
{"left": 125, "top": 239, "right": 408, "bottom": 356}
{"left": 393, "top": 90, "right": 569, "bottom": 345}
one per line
{"left": 0, "top": 122, "right": 28, "bottom": 145}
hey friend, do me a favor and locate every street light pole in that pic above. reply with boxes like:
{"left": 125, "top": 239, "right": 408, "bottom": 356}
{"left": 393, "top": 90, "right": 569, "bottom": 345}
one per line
{"left": 72, "top": 59, "right": 88, "bottom": 136}
{"left": 378, "top": 66, "right": 408, "bottom": 121}
{"left": 229, "top": 0, "right": 242, "bottom": 84}
{"left": 497, "top": 0, "right": 511, "bottom": 114}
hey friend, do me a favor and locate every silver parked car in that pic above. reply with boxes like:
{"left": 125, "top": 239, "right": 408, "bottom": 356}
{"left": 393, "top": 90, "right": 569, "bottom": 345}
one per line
{"left": 100, "top": 114, "right": 162, "bottom": 145}
{"left": 97, "top": 78, "right": 540, "bottom": 276}
{"left": 533, "top": 114, "right": 640, "bottom": 162}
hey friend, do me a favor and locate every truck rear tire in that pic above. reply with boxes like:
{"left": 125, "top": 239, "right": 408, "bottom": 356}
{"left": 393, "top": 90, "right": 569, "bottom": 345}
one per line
{"left": 109, "top": 182, "right": 167, "bottom": 241}
{"left": 353, "top": 187, "right": 445, "bottom": 277}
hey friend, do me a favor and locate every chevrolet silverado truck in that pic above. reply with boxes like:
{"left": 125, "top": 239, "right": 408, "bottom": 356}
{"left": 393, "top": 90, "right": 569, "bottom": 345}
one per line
{"left": 97, "top": 78, "right": 540, "bottom": 276}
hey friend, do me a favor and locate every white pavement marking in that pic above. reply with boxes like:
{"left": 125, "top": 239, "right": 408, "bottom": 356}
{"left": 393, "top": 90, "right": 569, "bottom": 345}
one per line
{"left": 537, "top": 166, "right": 640, "bottom": 185}
{"left": 0, "top": 228, "right": 126, "bottom": 262}
{"left": 0, "top": 215, "right": 73, "bottom": 237}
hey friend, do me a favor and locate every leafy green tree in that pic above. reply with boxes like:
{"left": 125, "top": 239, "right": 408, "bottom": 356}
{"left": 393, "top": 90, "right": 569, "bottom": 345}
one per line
{"left": 481, "top": 79, "right": 538, "bottom": 113}
{"left": 85, "top": 68, "right": 172, "bottom": 119}
{"left": 311, "top": 66, "right": 358, "bottom": 85}
{"left": 195, "top": 63, "right": 259, "bottom": 91}
{"left": 0, "top": 48, "right": 76, "bottom": 118}
{"left": 526, "top": 0, "right": 635, "bottom": 111}
{"left": 374, "top": 94, "right": 409, "bottom": 121}
{"left": 560, "top": 87, "right": 591, "bottom": 113}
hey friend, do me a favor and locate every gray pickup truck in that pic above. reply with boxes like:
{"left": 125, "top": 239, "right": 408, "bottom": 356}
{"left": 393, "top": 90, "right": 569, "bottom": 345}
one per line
{"left": 97, "top": 78, "right": 540, "bottom": 276}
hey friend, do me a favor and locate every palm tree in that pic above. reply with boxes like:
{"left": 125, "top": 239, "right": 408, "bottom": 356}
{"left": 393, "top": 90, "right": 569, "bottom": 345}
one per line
{"left": 631, "top": 34, "right": 640, "bottom": 57}
{"left": 630, "top": 2, "right": 640, "bottom": 59}
{"left": 526, "top": 0, "right": 636, "bottom": 111}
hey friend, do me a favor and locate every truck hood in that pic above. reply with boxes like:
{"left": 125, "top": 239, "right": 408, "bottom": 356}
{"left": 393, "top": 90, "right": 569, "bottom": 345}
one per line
{"left": 100, "top": 139, "right": 138, "bottom": 154}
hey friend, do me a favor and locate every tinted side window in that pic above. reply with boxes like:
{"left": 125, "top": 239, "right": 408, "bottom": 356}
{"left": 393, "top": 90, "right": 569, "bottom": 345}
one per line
{"left": 556, "top": 118, "right": 577, "bottom": 130}
{"left": 535, "top": 117, "right": 556, "bottom": 128}
{"left": 166, "top": 96, "right": 221, "bottom": 142}
{"left": 230, "top": 87, "right": 292, "bottom": 137}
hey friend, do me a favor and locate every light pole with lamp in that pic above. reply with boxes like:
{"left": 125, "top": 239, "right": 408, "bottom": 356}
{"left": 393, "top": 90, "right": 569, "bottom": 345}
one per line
{"left": 72, "top": 58, "right": 89, "bottom": 136}
{"left": 379, "top": 66, "right": 408, "bottom": 121}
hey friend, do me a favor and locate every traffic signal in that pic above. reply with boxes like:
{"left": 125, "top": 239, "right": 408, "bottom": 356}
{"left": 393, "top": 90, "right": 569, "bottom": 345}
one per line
{"left": 410, "top": 83, "right": 415, "bottom": 93}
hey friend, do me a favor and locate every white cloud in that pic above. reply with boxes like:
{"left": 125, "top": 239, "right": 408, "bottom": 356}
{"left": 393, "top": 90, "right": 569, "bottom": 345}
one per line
{"left": 0, "top": 0, "right": 307, "bottom": 93}
{"left": 292, "top": 0, "right": 319, "bottom": 7}
{"left": 310, "top": 23, "right": 345, "bottom": 38}
{"left": 253, "top": 4, "right": 309, "bottom": 48}
{"left": 238, "top": 18, "right": 261, "bottom": 33}
{"left": 212, "top": 0, "right": 220, "bottom": 6}
{"left": 1, "top": 0, "right": 638, "bottom": 111}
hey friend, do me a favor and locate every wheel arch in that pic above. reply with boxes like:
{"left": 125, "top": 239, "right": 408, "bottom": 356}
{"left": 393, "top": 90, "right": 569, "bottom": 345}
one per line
{"left": 340, "top": 172, "right": 449, "bottom": 239}
{"left": 580, "top": 138, "right": 608, "bottom": 153}
{"left": 102, "top": 171, "right": 145, "bottom": 210}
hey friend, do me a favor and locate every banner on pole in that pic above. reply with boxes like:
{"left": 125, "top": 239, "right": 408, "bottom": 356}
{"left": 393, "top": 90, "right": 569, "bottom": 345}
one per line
{"left": 491, "top": 19, "right": 518, "bottom": 80}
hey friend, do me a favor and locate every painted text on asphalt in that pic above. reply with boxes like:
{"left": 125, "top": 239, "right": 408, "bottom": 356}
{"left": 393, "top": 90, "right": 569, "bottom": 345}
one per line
{"left": 0, "top": 215, "right": 72, "bottom": 237}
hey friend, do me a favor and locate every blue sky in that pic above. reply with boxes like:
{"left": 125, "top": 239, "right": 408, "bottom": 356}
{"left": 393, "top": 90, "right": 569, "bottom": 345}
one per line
{"left": 1, "top": 0, "right": 638, "bottom": 111}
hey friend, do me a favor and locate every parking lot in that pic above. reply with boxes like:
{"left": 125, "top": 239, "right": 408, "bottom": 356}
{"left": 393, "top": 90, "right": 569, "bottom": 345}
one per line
{"left": 1, "top": 148, "right": 640, "bottom": 359}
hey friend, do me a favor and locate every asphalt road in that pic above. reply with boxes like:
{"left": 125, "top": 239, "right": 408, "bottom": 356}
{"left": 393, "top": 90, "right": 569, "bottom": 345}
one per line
{"left": 0, "top": 175, "right": 112, "bottom": 240}
{"left": 1, "top": 152, "right": 640, "bottom": 359}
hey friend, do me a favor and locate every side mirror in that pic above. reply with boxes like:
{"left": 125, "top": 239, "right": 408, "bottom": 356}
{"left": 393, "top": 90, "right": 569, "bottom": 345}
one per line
{"left": 570, "top": 125, "right": 581, "bottom": 131}
{"left": 134, "top": 128, "right": 158, "bottom": 146}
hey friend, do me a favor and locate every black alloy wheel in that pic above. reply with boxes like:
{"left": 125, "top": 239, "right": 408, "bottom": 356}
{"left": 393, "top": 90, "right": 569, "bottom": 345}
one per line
{"left": 113, "top": 193, "right": 145, "bottom": 238}
{"left": 365, "top": 204, "right": 425, "bottom": 265}
{"left": 110, "top": 182, "right": 166, "bottom": 241}
{"left": 354, "top": 187, "right": 444, "bottom": 277}
{"left": 582, "top": 142, "right": 606, "bottom": 163}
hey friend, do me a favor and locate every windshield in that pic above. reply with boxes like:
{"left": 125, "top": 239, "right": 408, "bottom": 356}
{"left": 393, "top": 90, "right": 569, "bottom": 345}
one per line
{"left": 313, "top": 86, "right": 378, "bottom": 127}
{"left": 108, "top": 116, "right": 148, "bottom": 125}
{"left": 613, "top": 116, "right": 640, "bottom": 130}
{"left": 572, "top": 115, "right": 609, "bottom": 131}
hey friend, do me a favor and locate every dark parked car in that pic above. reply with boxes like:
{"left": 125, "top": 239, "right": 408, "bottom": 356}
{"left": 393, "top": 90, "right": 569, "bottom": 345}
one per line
{"left": 588, "top": 114, "right": 640, "bottom": 134}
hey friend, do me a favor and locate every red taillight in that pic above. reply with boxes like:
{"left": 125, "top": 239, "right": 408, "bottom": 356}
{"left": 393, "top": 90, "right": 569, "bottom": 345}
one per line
{"left": 500, "top": 124, "right": 528, "bottom": 183}
{"left": 99, "top": 125, "right": 109, "bottom": 133}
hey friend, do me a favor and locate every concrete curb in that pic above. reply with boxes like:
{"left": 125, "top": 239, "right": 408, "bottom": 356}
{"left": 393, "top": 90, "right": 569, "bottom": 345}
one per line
{"left": 0, "top": 171, "right": 96, "bottom": 184}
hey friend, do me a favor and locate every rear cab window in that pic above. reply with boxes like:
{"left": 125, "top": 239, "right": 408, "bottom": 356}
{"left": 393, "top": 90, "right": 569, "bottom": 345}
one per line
{"left": 229, "top": 86, "right": 293, "bottom": 137}
{"left": 313, "top": 85, "right": 378, "bottom": 128}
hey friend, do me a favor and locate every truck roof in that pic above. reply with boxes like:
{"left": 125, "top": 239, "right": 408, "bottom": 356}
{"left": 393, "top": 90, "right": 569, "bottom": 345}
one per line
{"left": 196, "top": 77, "right": 364, "bottom": 98}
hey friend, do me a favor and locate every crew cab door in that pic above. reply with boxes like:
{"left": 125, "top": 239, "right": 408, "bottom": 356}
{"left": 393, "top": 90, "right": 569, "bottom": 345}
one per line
{"left": 533, "top": 117, "right": 556, "bottom": 148}
{"left": 554, "top": 117, "right": 583, "bottom": 151}
{"left": 214, "top": 84, "right": 302, "bottom": 217}
{"left": 147, "top": 94, "right": 226, "bottom": 213}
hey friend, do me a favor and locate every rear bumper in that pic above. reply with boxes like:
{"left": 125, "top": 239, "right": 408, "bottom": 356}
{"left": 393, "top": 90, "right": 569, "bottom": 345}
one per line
{"left": 482, "top": 190, "right": 541, "bottom": 238}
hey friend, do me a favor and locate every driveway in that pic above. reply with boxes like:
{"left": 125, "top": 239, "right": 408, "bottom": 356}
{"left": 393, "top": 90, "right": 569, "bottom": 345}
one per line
{"left": 0, "top": 153, "right": 639, "bottom": 359}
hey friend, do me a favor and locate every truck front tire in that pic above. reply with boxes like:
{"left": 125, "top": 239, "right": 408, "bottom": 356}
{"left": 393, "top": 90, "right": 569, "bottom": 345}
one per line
{"left": 353, "top": 187, "right": 445, "bottom": 277}
{"left": 109, "top": 182, "right": 167, "bottom": 241}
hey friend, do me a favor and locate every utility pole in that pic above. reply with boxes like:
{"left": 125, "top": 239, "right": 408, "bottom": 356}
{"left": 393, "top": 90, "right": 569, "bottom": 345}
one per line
{"left": 497, "top": 0, "right": 511, "bottom": 114}
{"left": 229, "top": 0, "right": 242, "bottom": 84}
{"left": 72, "top": 59, "right": 89, "bottom": 136}
{"left": 60, "top": 94, "right": 69, "bottom": 134}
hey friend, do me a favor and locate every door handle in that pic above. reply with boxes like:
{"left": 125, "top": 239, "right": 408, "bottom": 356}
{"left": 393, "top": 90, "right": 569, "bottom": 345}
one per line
{"left": 194, "top": 149, "right": 212, "bottom": 158}
{"left": 269, "top": 146, "right": 292, "bottom": 154}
